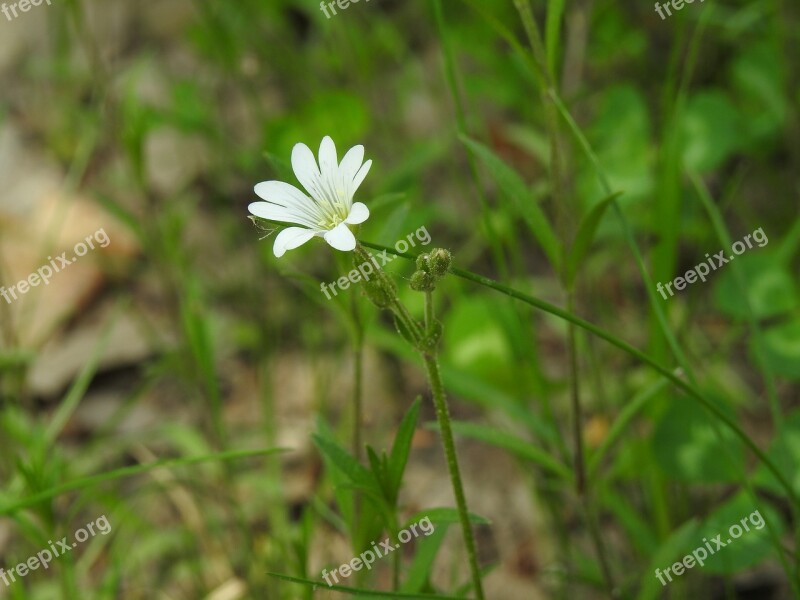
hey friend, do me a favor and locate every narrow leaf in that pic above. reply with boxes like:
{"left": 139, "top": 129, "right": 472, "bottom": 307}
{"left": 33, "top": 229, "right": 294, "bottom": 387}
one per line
{"left": 312, "top": 434, "right": 375, "bottom": 488}
{"left": 436, "top": 421, "right": 572, "bottom": 481}
{"left": 403, "top": 507, "right": 490, "bottom": 528}
{"left": 566, "top": 191, "right": 622, "bottom": 287}
{"left": 267, "top": 572, "right": 462, "bottom": 598}
{"left": 388, "top": 397, "right": 422, "bottom": 501}
{"left": 460, "top": 134, "right": 561, "bottom": 271}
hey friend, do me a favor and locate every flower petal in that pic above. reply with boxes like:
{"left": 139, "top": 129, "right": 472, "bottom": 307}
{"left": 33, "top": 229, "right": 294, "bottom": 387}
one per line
{"left": 345, "top": 202, "right": 369, "bottom": 225}
{"left": 253, "top": 181, "right": 324, "bottom": 227}
{"left": 339, "top": 144, "right": 365, "bottom": 186}
{"left": 291, "top": 142, "right": 322, "bottom": 197}
{"left": 351, "top": 159, "right": 372, "bottom": 196}
{"left": 254, "top": 181, "right": 308, "bottom": 207}
{"left": 323, "top": 222, "right": 356, "bottom": 252}
{"left": 273, "top": 227, "right": 317, "bottom": 258}
{"left": 248, "top": 201, "right": 318, "bottom": 228}
{"left": 318, "top": 136, "right": 338, "bottom": 181}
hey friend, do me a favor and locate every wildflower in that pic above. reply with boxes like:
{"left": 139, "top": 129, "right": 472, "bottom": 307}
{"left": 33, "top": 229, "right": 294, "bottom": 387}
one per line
{"left": 249, "top": 136, "right": 372, "bottom": 257}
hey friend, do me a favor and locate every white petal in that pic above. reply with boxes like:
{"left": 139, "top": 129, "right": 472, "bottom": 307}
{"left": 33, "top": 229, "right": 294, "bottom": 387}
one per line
{"left": 339, "top": 144, "right": 365, "bottom": 184}
{"left": 318, "top": 136, "right": 338, "bottom": 180}
{"left": 345, "top": 202, "right": 369, "bottom": 225}
{"left": 254, "top": 181, "right": 309, "bottom": 208}
{"left": 273, "top": 227, "right": 317, "bottom": 258}
{"left": 351, "top": 159, "right": 372, "bottom": 196}
{"left": 291, "top": 142, "right": 322, "bottom": 197}
{"left": 323, "top": 222, "right": 356, "bottom": 252}
{"left": 253, "top": 181, "right": 324, "bottom": 224}
{"left": 248, "top": 201, "right": 318, "bottom": 228}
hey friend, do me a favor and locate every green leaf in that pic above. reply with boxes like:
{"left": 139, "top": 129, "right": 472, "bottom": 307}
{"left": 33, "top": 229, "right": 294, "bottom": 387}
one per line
{"left": 388, "top": 398, "right": 421, "bottom": 503}
{"left": 651, "top": 395, "right": 743, "bottom": 482}
{"left": 713, "top": 253, "right": 797, "bottom": 319}
{"left": 267, "top": 572, "right": 462, "bottom": 598}
{"left": 401, "top": 525, "right": 451, "bottom": 593}
{"left": 756, "top": 409, "right": 800, "bottom": 495}
{"left": 731, "top": 41, "right": 787, "bottom": 141}
{"left": 636, "top": 519, "right": 699, "bottom": 600}
{"left": 680, "top": 90, "right": 743, "bottom": 172}
{"left": 695, "top": 493, "right": 783, "bottom": 574}
{"left": 579, "top": 84, "right": 653, "bottom": 203}
{"left": 566, "top": 191, "right": 622, "bottom": 287}
{"left": 366, "top": 445, "right": 388, "bottom": 496}
{"left": 459, "top": 134, "right": 561, "bottom": 272}
{"left": 442, "top": 296, "right": 516, "bottom": 388}
{"left": 402, "top": 507, "right": 490, "bottom": 529}
{"left": 312, "top": 434, "right": 376, "bottom": 489}
{"left": 435, "top": 421, "right": 572, "bottom": 480}
{"left": 751, "top": 318, "right": 800, "bottom": 380}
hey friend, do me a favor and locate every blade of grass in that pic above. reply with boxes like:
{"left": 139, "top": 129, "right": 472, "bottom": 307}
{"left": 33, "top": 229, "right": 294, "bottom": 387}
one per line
{"left": 0, "top": 448, "right": 286, "bottom": 516}
{"left": 267, "top": 572, "right": 463, "bottom": 598}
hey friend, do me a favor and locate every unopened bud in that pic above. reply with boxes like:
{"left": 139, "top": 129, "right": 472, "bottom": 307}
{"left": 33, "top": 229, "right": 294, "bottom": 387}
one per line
{"left": 428, "top": 248, "right": 452, "bottom": 278}
{"left": 362, "top": 276, "right": 396, "bottom": 308}
{"left": 410, "top": 270, "right": 435, "bottom": 292}
{"left": 416, "top": 253, "right": 430, "bottom": 272}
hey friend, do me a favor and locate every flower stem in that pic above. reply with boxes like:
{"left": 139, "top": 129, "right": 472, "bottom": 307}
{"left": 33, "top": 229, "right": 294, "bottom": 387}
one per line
{"left": 424, "top": 290, "right": 434, "bottom": 331}
{"left": 351, "top": 297, "right": 364, "bottom": 461}
{"left": 422, "top": 351, "right": 485, "bottom": 600}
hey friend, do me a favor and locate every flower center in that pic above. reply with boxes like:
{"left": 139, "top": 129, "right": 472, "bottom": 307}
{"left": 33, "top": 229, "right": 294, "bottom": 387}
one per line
{"left": 317, "top": 188, "right": 349, "bottom": 229}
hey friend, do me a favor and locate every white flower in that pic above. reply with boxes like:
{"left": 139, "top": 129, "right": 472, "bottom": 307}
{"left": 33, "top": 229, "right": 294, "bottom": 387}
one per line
{"left": 249, "top": 136, "right": 372, "bottom": 257}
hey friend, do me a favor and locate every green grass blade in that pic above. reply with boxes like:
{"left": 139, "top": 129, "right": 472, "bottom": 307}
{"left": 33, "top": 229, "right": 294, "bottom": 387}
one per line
{"left": 435, "top": 421, "right": 572, "bottom": 481}
{"left": 0, "top": 448, "right": 286, "bottom": 516}
{"left": 460, "top": 134, "right": 562, "bottom": 273}
{"left": 267, "top": 572, "right": 463, "bottom": 598}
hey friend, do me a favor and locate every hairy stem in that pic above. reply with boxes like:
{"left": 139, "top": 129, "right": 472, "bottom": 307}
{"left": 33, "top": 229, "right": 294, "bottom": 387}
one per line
{"left": 423, "top": 352, "right": 484, "bottom": 600}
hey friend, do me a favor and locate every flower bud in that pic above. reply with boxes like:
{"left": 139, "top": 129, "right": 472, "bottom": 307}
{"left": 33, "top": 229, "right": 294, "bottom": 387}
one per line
{"left": 410, "top": 270, "right": 435, "bottom": 292}
{"left": 428, "top": 248, "right": 452, "bottom": 278}
{"left": 416, "top": 253, "right": 430, "bottom": 272}
{"left": 362, "top": 275, "right": 396, "bottom": 308}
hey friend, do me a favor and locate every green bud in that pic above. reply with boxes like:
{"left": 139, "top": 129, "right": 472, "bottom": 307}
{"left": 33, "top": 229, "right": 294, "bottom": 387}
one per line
{"left": 410, "top": 270, "right": 435, "bottom": 292}
{"left": 362, "top": 275, "right": 396, "bottom": 308}
{"left": 415, "top": 253, "right": 430, "bottom": 272}
{"left": 428, "top": 248, "right": 452, "bottom": 278}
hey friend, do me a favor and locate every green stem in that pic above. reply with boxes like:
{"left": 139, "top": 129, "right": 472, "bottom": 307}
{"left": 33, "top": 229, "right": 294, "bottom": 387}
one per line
{"left": 566, "top": 295, "right": 586, "bottom": 495}
{"left": 424, "top": 291, "right": 434, "bottom": 332}
{"left": 422, "top": 352, "right": 484, "bottom": 600}
{"left": 567, "top": 292, "right": 616, "bottom": 596}
{"left": 351, "top": 296, "right": 364, "bottom": 461}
